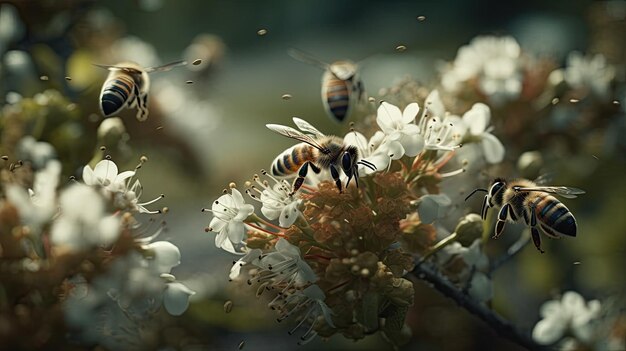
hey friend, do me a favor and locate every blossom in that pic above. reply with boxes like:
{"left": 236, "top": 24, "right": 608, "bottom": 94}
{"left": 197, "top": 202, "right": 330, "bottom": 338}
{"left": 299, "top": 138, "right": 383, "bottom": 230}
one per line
{"left": 50, "top": 184, "right": 120, "bottom": 250}
{"left": 253, "top": 238, "right": 317, "bottom": 288}
{"left": 418, "top": 90, "right": 461, "bottom": 151}
{"left": 532, "top": 291, "right": 602, "bottom": 345}
{"left": 459, "top": 103, "right": 505, "bottom": 164}
{"left": 376, "top": 101, "right": 424, "bottom": 157}
{"left": 15, "top": 136, "right": 57, "bottom": 169}
{"left": 82, "top": 159, "right": 135, "bottom": 192}
{"left": 6, "top": 159, "right": 61, "bottom": 231}
{"left": 270, "top": 284, "right": 335, "bottom": 345}
{"left": 563, "top": 52, "right": 615, "bottom": 99}
{"left": 204, "top": 188, "right": 255, "bottom": 253}
{"left": 249, "top": 173, "right": 302, "bottom": 228}
{"left": 143, "top": 241, "right": 181, "bottom": 273}
{"left": 441, "top": 35, "right": 523, "bottom": 105}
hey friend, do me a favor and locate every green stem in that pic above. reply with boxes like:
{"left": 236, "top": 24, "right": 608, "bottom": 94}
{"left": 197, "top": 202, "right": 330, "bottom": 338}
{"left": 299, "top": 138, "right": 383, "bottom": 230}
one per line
{"left": 417, "top": 231, "right": 458, "bottom": 264}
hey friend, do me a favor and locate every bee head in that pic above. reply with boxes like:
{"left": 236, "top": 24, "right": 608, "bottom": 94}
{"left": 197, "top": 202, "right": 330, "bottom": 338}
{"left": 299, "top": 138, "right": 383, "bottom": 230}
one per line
{"left": 488, "top": 178, "right": 507, "bottom": 206}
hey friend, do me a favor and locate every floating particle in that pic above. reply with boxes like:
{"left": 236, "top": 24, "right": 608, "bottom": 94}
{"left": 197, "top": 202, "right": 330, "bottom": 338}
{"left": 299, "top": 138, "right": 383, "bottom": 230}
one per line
{"left": 186, "top": 80, "right": 194, "bottom": 85}
{"left": 238, "top": 340, "right": 245, "bottom": 350}
{"left": 156, "top": 126, "right": 164, "bottom": 131}
{"left": 223, "top": 300, "right": 233, "bottom": 313}
{"left": 281, "top": 93, "right": 292, "bottom": 100}
{"left": 569, "top": 98, "right": 580, "bottom": 103}
{"left": 257, "top": 28, "right": 268, "bottom": 36}
{"left": 592, "top": 155, "right": 599, "bottom": 160}
{"left": 65, "top": 76, "right": 72, "bottom": 81}
{"left": 613, "top": 100, "right": 620, "bottom": 105}
{"left": 1, "top": 156, "right": 8, "bottom": 161}
{"left": 551, "top": 98, "right": 559, "bottom": 105}
{"left": 395, "top": 45, "right": 407, "bottom": 52}
{"left": 40, "top": 75, "right": 49, "bottom": 81}
{"left": 368, "top": 97, "right": 376, "bottom": 103}
{"left": 192, "top": 59, "right": 202, "bottom": 66}
{"left": 417, "top": 15, "right": 426, "bottom": 21}
{"left": 573, "top": 261, "right": 581, "bottom": 265}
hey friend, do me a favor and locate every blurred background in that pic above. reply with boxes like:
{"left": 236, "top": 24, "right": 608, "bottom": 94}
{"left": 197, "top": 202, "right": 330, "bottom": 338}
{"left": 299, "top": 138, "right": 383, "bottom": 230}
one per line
{"left": 0, "top": 0, "right": 624, "bottom": 350}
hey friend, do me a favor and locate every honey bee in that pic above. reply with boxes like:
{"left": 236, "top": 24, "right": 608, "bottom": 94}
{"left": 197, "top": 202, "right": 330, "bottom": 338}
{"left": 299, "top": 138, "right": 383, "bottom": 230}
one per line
{"left": 266, "top": 117, "right": 375, "bottom": 194}
{"left": 466, "top": 178, "right": 585, "bottom": 253}
{"left": 95, "top": 60, "right": 186, "bottom": 121}
{"left": 288, "top": 49, "right": 364, "bottom": 123}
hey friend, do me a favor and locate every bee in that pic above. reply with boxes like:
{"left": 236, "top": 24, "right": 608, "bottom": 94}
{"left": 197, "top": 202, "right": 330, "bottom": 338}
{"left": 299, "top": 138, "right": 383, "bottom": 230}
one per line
{"left": 465, "top": 178, "right": 585, "bottom": 253}
{"left": 95, "top": 60, "right": 186, "bottom": 121}
{"left": 266, "top": 117, "right": 375, "bottom": 194}
{"left": 288, "top": 49, "right": 364, "bottom": 123}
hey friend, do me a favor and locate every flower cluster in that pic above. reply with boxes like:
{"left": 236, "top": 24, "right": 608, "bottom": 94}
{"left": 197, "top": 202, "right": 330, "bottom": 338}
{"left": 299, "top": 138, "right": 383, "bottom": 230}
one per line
{"left": 203, "top": 97, "right": 502, "bottom": 346}
{"left": 0, "top": 142, "right": 193, "bottom": 349}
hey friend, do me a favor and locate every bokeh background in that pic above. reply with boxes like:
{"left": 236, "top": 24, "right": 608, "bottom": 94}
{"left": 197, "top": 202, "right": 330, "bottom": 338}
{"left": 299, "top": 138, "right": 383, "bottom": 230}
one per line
{"left": 1, "top": 0, "right": 625, "bottom": 350}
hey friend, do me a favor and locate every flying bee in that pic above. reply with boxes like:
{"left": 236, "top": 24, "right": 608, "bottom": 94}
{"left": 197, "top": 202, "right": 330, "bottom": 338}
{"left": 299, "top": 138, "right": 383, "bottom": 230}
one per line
{"left": 95, "top": 60, "right": 186, "bottom": 121}
{"left": 465, "top": 178, "right": 585, "bottom": 253}
{"left": 266, "top": 117, "right": 376, "bottom": 194}
{"left": 288, "top": 49, "right": 365, "bottom": 123}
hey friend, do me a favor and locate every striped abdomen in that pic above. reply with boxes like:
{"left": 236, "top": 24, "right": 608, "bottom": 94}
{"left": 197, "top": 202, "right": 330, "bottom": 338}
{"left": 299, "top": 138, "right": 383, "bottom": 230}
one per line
{"left": 322, "top": 72, "right": 352, "bottom": 122}
{"left": 532, "top": 195, "right": 577, "bottom": 237}
{"left": 271, "top": 144, "right": 316, "bottom": 177}
{"left": 100, "top": 72, "right": 136, "bottom": 116}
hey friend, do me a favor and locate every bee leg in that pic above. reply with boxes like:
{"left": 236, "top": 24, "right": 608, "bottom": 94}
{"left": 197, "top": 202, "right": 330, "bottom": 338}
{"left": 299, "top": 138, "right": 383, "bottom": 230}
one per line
{"left": 480, "top": 195, "right": 489, "bottom": 220}
{"left": 493, "top": 204, "right": 510, "bottom": 239}
{"left": 310, "top": 163, "right": 321, "bottom": 174}
{"left": 329, "top": 164, "right": 342, "bottom": 193}
{"left": 136, "top": 93, "right": 149, "bottom": 121}
{"left": 290, "top": 162, "right": 310, "bottom": 195}
{"left": 529, "top": 207, "right": 545, "bottom": 253}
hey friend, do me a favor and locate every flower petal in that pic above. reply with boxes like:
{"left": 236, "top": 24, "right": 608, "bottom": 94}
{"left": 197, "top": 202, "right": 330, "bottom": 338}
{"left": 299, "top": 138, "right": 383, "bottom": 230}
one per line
{"left": 93, "top": 160, "right": 118, "bottom": 183}
{"left": 163, "top": 282, "right": 195, "bottom": 316}
{"left": 230, "top": 188, "right": 245, "bottom": 207}
{"left": 146, "top": 241, "right": 181, "bottom": 273}
{"left": 278, "top": 201, "right": 300, "bottom": 228}
{"left": 399, "top": 133, "right": 424, "bottom": 157}
{"left": 424, "top": 90, "right": 446, "bottom": 119}
{"left": 532, "top": 318, "right": 567, "bottom": 345}
{"left": 481, "top": 133, "right": 505, "bottom": 164}
{"left": 82, "top": 166, "right": 95, "bottom": 185}
{"left": 377, "top": 102, "right": 402, "bottom": 133}
{"left": 402, "top": 103, "right": 420, "bottom": 124}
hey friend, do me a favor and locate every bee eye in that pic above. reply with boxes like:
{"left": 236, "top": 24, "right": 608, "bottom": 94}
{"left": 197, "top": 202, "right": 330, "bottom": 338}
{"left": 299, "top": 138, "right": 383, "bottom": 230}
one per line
{"left": 341, "top": 152, "right": 352, "bottom": 171}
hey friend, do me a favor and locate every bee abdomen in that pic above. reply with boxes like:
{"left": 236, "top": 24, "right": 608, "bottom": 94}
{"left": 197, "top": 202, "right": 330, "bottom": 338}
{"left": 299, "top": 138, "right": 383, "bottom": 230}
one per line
{"left": 324, "top": 77, "right": 350, "bottom": 122}
{"left": 271, "top": 145, "right": 312, "bottom": 177}
{"left": 101, "top": 75, "right": 134, "bottom": 116}
{"left": 535, "top": 196, "right": 577, "bottom": 237}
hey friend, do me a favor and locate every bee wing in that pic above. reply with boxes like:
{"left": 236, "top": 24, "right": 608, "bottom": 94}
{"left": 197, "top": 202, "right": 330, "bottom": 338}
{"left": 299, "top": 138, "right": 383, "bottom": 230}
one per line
{"left": 266, "top": 124, "right": 326, "bottom": 151}
{"left": 288, "top": 48, "right": 329, "bottom": 70}
{"left": 292, "top": 117, "right": 325, "bottom": 137}
{"left": 515, "top": 186, "right": 586, "bottom": 198}
{"left": 145, "top": 60, "right": 187, "bottom": 73}
{"left": 92, "top": 63, "right": 143, "bottom": 74}
{"left": 533, "top": 173, "right": 555, "bottom": 185}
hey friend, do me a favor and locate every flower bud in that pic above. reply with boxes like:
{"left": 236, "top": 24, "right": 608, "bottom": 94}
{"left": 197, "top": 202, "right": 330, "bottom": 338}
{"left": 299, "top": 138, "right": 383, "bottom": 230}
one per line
{"left": 455, "top": 213, "right": 483, "bottom": 245}
{"left": 97, "top": 117, "right": 127, "bottom": 145}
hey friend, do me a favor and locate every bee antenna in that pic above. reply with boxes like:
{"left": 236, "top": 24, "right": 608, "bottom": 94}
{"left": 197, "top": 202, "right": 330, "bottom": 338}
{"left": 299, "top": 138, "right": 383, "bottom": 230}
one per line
{"left": 464, "top": 188, "right": 488, "bottom": 202}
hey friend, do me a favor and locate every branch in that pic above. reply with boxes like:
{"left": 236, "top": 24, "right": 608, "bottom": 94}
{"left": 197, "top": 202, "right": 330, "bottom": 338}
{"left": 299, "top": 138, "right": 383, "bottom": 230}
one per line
{"left": 410, "top": 263, "right": 547, "bottom": 351}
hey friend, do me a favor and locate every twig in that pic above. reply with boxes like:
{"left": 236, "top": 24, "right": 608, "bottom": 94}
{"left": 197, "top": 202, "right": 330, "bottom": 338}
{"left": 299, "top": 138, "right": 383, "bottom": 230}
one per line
{"left": 410, "top": 263, "right": 547, "bottom": 351}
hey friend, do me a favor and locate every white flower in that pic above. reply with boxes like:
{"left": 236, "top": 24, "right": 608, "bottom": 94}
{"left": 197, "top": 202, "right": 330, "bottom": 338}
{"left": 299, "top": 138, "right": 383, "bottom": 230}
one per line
{"left": 254, "top": 238, "right": 317, "bottom": 288}
{"left": 50, "top": 184, "right": 120, "bottom": 250}
{"left": 460, "top": 103, "right": 505, "bottom": 164}
{"left": 205, "top": 188, "right": 255, "bottom": 254}
{"left": 418, "top": 90, "right": 461, "bottom": 151}
{"left": 249, "top": 173, "right": 302, "bottom": 228}
{"left": 270, "top": 284, "right": 335, "bottom": 345}
{"left": 376, "top": 102, "right": 424, "bottom": 157}
{"left": 163, "top": 281, "right": 195, "bottom": 316}
{"left": 532, "top": 291, "right": 602, "bottom": 345}
{"left": 417, "top": 194, "right": 451, "bottom": 224}
{"left": 16, "top": 136, "right": 56, "bottom": 169}
{"left": 442, "top": 35, "right": 523, "bottom": 105}
{"left": 6, "top": 160, "right": 61, "bottom": 231}
{"left": 563, "top": 52, "right": 615, "bottom": 99}
{"left": 343, "top": 130, "right": 390, "bottom": 175}
{"left": 82, "top": 159, "right": 135, "bottom": 192}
